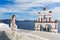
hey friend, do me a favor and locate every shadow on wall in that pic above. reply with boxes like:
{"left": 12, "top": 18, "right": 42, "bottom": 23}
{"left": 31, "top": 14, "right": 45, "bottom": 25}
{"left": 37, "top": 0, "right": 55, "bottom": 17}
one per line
{"left": 0, "top": 31, "right": 10, "bottom": 40}
{"left": 40, "top": 24, "right": 51, "bottom": 32}
{"left": 58, "top": 21, "right": 60, "bottom": 33}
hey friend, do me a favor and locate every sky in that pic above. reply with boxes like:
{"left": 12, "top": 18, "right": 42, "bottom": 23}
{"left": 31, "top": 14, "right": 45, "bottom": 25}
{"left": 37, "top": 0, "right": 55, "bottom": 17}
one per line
{"left": 0, "top": 0, "right": 60, "bottom": 21}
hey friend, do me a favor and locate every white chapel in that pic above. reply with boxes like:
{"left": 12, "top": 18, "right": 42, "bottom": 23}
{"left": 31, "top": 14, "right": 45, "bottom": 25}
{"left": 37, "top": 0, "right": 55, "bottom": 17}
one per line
{"left": 34, "top": 7, "right": 58, "bottom": 33}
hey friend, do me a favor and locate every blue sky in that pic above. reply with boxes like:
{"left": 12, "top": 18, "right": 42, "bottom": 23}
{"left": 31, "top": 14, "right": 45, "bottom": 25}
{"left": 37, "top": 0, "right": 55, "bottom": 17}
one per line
{"left": 0, "top": 0, "right": 60, "bottom": 21}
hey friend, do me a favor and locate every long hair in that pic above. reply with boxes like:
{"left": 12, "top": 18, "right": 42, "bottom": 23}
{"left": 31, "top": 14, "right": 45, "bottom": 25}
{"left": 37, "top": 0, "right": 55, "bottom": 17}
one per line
{"left": 11, "top": 15, "right": 15, "bottom": 22}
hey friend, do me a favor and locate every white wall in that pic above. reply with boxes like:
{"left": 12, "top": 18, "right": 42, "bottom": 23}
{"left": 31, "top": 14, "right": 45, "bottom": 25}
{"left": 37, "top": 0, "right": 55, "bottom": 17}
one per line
{"left": 35, "top": 22, "right": 58, "bottom": 32}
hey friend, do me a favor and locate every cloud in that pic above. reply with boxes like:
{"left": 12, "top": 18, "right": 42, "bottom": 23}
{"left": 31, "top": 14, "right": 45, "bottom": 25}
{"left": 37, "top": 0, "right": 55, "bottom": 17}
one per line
{"left": 0, "top": 0, "right": 60, "bottom": 20}
{"left": 52, "top": 7, "right": 60, "bottom": 20}
{"left": 51, "top": 0, "right": 60, "bottom": 2}
{"left": 0, "top": 0, "right": 50, "bottom": 13}
{"left": 0, "top": 0, "right": 60, "bottom": 13}
{"left": 0, "top": 7, "right": 26, "bottom": 13}
{"left": 0, "top": 0, "right": 59, "bottom": 15}
{"left": 53, "top": 7, "right": 60, "bottom": 13}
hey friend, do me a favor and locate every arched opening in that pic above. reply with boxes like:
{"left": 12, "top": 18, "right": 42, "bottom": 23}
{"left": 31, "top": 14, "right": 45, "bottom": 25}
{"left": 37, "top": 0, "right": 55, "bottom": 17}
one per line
{"left": 45, "top": 24, "right": 52, "bottom": 32}
{"left": 36, "top": 24, "right": 39, "bottom": 31}
{"left": 40, "top": 25, "right": 43, "bottom": 31}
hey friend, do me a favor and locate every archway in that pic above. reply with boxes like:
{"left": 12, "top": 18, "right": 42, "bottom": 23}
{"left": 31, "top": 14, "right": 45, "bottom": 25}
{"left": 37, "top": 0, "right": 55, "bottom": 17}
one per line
{"left": 45, "top": 24, "right": 52, "bottom": 32}
{"left": 36, "top": 24, "right": 40, "bottom": 31}
{"left": 40, "top": 25, "right": 43, "bottom": 31}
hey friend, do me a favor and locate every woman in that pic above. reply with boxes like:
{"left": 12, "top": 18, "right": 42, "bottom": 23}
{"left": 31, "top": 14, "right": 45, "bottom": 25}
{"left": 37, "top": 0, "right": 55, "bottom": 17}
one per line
{"left": 10, "top": 15, "right": 17, "bottom": 30}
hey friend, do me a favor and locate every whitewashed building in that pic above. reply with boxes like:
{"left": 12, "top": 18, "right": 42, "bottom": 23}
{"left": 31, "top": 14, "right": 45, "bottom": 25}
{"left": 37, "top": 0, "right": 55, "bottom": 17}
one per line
{"left": 34, "top": 7, "right": 58, "bottom": 33}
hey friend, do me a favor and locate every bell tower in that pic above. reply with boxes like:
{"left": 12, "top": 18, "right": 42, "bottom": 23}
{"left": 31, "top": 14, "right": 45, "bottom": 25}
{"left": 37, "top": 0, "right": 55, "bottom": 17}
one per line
{"left": 46, "top": 11, "right": 52, "bottom": 22}
{"left": 42, "top": 7, "right": 47, "bottom": 22}
{"left": 38, "top": 12, "right": 42, "bottom": 22}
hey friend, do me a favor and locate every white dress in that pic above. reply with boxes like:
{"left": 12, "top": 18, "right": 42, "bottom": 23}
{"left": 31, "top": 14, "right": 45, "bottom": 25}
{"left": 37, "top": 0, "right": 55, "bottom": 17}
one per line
{"left": 10, "top": 23, "right": 17, "bottom": 30}
{"left": 10, "top": 17, "right": 17, "bottom": 30}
